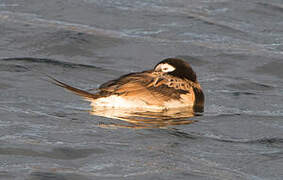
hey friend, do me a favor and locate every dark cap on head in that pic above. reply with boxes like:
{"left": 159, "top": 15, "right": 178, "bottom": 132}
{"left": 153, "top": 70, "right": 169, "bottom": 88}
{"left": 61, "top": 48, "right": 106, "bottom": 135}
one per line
{"left": 155, "top": 58, "right": 197, "bottom": 83}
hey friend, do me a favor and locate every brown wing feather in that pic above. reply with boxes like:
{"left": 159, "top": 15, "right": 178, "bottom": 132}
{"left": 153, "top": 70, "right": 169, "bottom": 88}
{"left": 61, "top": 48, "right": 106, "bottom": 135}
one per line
{"left": 99, "top": 71, "right": 155, "bottom": 93}
{"left": 97, "top": 71, "right": 193, "bottom": 106}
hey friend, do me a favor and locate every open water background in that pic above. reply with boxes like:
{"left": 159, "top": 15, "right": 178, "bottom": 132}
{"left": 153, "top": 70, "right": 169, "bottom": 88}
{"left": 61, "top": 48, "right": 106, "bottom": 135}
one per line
{"left": 0, "top": 0, "right": 283, "bottom": 179}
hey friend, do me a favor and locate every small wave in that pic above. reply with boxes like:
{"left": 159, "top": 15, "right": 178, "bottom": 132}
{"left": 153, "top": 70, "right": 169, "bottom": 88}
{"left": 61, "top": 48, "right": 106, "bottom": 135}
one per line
{"left": 257, "top": 2, "right": 283, "bottom": 13}
{"left": 1, "top": 11, "right": 283, "bottom": 57}
{"left": 196, "top": 131, "right": 283, "bottom": 147}
{"left": 204, "top": 103, "right": 283, "bottom": 117}
{"left": 0, "top": 57, "right": 101, "bottom": 70}
{"left": 248, "top": 137, "right": 283, "bottom": 145}
{"left": 0, "top": 64, "right": 29, "bottom": 72}
{"left": 0, "top": 11, "right": 126, "bottom": 38}
{"left": 0, "top": 3, "right": 18, "bottom": 7}
{"left": 0, "top": 104, "right": 68, "bottom": 120}
{"left": 214, "top": 137, "right": 283, "bottom": 146}
{"left": 0, "top": 147, "right": 103, "bottom": 160}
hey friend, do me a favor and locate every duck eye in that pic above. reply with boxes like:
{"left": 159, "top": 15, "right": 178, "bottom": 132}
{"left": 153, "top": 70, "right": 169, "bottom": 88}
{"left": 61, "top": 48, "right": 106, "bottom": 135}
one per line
{"left": 163, "top": 67, "right": 168, "bottom": 71}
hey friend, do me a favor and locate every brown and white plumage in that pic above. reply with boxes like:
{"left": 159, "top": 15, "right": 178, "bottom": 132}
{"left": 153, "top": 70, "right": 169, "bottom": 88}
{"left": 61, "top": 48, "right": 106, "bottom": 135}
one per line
{"left": 50, "top": 58, "right": 204, "bottom": 111}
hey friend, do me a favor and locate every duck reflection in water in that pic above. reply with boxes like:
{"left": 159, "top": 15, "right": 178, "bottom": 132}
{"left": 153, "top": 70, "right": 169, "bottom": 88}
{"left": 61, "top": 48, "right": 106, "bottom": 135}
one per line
{"left": 49, "top": 58, "right": 204, "bottom": 128}
{"left": 90, "top": 106, "right": 201, "bottom": 129}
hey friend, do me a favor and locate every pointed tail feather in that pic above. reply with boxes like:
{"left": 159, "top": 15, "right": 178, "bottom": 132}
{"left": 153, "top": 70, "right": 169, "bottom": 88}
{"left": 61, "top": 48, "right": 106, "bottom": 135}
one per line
{"left": 47, "top": 76, "right": 98, "bottom": 100}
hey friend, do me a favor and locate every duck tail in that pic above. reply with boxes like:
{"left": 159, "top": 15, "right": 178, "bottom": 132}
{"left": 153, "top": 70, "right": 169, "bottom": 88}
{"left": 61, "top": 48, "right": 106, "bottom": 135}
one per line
{"left": 47, "top": 75, "right": 98, "bottom": 100}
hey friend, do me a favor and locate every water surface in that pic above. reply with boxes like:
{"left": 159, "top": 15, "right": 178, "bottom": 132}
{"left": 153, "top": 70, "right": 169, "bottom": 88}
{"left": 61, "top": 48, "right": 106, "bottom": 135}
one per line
{"left": 0, "top": 0, "right": 283, "bottom": 179}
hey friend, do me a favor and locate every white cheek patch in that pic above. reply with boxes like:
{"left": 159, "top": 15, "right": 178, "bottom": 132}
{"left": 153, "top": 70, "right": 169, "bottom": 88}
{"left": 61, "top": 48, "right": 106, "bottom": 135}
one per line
{"left": 155, "top": 63, "right": 175, "bottom": 72}
{"left": 160, "top": 63, "right": 175, "bottom": 72}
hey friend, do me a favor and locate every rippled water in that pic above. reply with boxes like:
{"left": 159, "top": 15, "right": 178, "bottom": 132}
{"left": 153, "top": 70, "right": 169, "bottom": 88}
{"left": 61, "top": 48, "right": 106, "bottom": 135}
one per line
{"left": 1, "top": 0, "right": 283, "bottom": 179}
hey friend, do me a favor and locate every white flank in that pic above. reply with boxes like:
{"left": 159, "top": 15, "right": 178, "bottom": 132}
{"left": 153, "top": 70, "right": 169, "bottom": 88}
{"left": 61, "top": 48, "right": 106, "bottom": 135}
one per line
{"left": 90, "top": 95, "right": 193, "bottom": 110}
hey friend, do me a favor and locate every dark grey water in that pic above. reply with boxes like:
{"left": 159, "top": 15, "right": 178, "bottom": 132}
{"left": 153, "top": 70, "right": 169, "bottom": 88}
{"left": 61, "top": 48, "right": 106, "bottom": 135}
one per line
{"left": 1, "top": 0, "right": 283, "bottom": 179}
